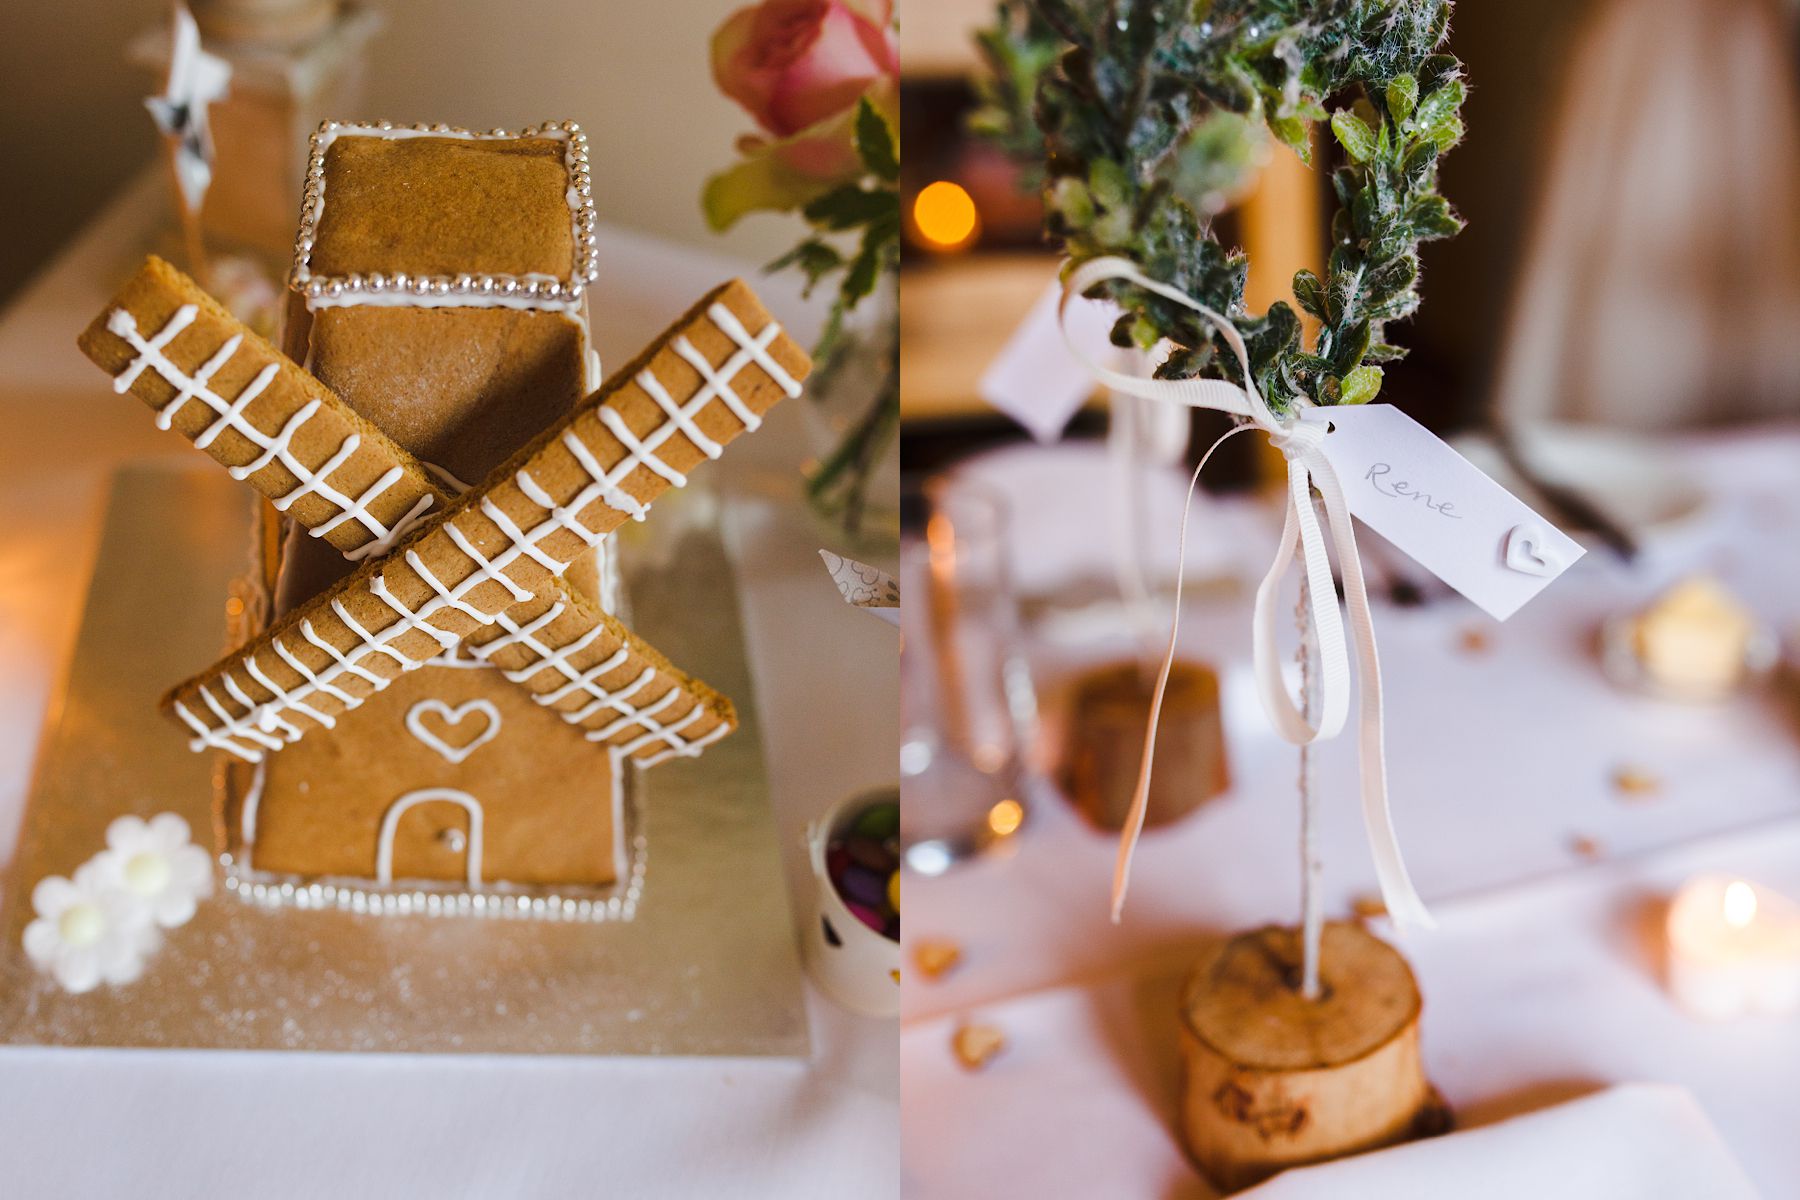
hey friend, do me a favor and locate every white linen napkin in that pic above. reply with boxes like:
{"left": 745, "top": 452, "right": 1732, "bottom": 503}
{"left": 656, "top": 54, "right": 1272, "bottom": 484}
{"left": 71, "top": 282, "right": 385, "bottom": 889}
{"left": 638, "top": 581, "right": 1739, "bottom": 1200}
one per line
{"left": 1241, "top": 1084, "right": 1758, "bottom": 1200}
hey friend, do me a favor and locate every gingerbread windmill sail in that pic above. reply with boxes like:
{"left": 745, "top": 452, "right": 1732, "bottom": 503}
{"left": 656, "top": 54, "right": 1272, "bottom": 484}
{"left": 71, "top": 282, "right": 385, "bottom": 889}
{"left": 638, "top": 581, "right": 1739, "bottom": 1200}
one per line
{"left": 78, "top": 121, "right": 809, "bottom": 914}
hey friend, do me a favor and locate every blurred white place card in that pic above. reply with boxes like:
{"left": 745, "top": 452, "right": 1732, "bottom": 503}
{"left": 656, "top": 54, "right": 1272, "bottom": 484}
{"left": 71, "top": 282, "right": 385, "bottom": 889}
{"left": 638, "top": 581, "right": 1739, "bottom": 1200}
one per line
{"left": 980, "top": 281, "right": 1118, "bottom": 443}
{"left": 1242, "top": 1084, "right": 1758, "bottom": 1200}
{"left": 1305, "top": 404, "right": 1586, "bottom": 620}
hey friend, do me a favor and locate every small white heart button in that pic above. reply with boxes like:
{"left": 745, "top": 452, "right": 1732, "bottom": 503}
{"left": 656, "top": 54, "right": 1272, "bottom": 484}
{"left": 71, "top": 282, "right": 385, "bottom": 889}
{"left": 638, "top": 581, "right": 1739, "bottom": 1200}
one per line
{"left": 1503, "top": 522, "right": 1560, "bottom": 577}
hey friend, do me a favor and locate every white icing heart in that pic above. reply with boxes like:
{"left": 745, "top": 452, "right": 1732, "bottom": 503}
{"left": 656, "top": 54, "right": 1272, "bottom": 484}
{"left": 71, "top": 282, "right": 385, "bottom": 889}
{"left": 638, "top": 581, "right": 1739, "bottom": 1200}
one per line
{"left": 405, "top": 699, "right": 501, "bottom": 765}
{"left": 1503, "top": 522, "right": 1560, "bottom": 577}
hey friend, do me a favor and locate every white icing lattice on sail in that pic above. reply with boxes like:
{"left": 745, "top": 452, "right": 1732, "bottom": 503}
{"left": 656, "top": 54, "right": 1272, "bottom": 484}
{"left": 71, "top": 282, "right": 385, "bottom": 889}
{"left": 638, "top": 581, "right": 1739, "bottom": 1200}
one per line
{"left": 169, "top": 302, "right": 786, "bottom": 763}
{"left": 510, "top": 299, "right": 803, "bottom": 528}
{"left": 106, "top": 306, "right": 434, "bottom": 561}
{"left": 470, "top": 603, "right": 723, "bottom": 764}
{"left": 171, "top": 571, "right": 469, "bottom": 762}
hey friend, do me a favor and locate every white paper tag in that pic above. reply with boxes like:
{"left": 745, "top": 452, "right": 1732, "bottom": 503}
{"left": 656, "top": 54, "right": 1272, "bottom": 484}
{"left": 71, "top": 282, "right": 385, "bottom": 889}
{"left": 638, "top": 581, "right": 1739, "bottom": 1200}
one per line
{"left": 1304, "top": 404, "right": 1585, "bottom": 620}
{"left": 980, "top": 280, "right": 1119, "bottom": 443}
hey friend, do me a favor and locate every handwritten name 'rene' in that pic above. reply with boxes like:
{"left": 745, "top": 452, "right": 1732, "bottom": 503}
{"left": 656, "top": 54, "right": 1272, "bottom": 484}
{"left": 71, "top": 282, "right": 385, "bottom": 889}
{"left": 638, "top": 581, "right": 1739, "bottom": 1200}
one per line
{"left": 1364, "top": 463, "right": 1463, "bottom": 519}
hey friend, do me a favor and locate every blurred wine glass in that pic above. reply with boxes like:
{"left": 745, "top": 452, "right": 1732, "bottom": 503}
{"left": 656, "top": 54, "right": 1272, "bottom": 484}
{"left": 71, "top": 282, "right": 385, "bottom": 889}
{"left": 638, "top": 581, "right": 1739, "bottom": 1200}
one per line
{"left": 899, "top": 477, "right": 1037, "bottom": 875}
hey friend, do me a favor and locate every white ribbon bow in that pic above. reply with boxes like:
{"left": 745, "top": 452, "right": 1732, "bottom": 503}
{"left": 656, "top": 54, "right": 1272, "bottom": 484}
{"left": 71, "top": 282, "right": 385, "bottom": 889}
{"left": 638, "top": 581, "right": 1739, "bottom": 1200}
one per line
{"left": 1059, "top": 256, "right": 1432, "bottom": 929}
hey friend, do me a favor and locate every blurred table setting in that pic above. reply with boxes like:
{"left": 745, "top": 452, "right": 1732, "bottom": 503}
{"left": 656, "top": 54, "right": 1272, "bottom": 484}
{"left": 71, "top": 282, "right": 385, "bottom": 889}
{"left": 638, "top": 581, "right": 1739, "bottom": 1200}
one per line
{"left": 897, "top": 421, "right": 1800, "bottom": 1195}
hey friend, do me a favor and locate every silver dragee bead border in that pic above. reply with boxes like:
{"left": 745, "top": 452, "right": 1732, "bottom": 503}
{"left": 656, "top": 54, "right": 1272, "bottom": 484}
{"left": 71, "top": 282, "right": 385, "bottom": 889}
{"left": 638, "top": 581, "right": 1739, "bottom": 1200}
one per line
{"left": 289, "top": 120, "right": 599, "bottom": 313}
{"left": 217, "top": 747, "right": 648, "bottom": 924}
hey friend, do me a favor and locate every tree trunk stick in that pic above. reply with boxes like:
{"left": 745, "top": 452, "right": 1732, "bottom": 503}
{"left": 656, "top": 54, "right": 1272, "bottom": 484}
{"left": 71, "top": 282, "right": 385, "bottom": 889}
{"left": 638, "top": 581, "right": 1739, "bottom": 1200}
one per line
{"left": 1297, "top": 555, "right": 1324, "bottom": 1001}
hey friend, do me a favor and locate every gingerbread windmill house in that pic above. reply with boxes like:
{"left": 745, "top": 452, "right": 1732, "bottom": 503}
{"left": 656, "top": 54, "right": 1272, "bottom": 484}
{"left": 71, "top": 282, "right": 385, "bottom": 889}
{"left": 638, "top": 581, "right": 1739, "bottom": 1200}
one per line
{"left": 78, "top": 120, "right": 810, "bottom": 917}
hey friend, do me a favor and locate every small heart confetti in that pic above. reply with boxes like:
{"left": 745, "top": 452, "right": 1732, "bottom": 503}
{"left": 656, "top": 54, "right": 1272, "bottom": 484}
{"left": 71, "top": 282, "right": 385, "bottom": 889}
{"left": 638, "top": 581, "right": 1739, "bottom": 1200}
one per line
{"left": 952, "top": 1022, "right": 1006, "bottom": 1071}
{"left": 913, "top": 939, "right": 963, "bottom": 981}
{"left": 1610, "top": 765, "right": 1662, "bottom": 799}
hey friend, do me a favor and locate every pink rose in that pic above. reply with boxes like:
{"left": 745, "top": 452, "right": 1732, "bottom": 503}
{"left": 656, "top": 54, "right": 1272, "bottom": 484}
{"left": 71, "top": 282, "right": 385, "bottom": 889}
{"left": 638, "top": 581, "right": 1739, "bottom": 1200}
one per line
{"left": 704, "top": 0, "right": 898, "bottom": 230}
{"left": 713, "top": 0, "right": 897, "bottom": 141}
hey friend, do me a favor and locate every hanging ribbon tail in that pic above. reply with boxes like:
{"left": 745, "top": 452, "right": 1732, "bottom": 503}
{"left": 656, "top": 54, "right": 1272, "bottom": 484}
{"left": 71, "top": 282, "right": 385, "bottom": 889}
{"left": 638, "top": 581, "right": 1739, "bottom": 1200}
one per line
{"left": 1110, "top": 427, "right": 1253, "bottom": 922}
{"left": 1303, "top": 445, "right": 1436, "bottom": 929}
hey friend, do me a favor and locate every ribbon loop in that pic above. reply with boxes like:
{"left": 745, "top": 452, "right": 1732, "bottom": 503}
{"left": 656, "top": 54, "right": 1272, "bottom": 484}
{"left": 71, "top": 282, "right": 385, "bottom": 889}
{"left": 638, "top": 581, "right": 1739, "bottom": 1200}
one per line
{"left": 1060, "top": 257, "right": 1433, "bottom": 930}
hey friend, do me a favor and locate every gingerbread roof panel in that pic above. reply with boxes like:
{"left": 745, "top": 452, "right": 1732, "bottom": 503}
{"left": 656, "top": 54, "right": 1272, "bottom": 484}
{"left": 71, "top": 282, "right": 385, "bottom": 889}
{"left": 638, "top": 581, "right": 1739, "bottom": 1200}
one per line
{"left": 293, "top": 122, "right": 598, "bottom": 312}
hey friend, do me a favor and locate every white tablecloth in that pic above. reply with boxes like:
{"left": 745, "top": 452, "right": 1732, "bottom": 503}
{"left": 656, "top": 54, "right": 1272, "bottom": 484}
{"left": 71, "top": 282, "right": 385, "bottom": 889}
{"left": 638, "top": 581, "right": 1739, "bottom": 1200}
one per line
{"left": 902, "top": 436, "right": 1800, "bottom": 1195}
{"left": 0, "top": 173, "right": 897, "bottom": 1198}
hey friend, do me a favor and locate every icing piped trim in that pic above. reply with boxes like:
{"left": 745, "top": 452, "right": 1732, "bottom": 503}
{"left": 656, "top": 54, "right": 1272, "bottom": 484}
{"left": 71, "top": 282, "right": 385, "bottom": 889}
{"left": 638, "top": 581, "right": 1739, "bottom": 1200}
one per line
{"left": 376, "top": 789, "right": 484, "bottom": 886}
{"left": 404, "top": 699, "right": 501, "bottom": 765}
{"left": 220, "top": 746, "right": 638, "bottom": 921}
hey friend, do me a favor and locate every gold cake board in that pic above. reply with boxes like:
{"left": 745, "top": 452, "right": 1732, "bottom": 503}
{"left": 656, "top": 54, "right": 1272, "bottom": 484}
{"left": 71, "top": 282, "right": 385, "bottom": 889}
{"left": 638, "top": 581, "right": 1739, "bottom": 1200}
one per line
{"left": 0, "top": 463, "right": 810, "bottom": 1056}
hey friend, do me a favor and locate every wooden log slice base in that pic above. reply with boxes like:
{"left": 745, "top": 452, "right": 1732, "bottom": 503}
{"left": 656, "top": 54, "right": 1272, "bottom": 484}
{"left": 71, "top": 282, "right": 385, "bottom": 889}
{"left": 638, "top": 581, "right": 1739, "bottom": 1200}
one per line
{"left": 1177, "top": 922, "right": 1450, "bottom": 1192}
{"left": 1060, "top": 660, "right": 1229, "bottom": 832}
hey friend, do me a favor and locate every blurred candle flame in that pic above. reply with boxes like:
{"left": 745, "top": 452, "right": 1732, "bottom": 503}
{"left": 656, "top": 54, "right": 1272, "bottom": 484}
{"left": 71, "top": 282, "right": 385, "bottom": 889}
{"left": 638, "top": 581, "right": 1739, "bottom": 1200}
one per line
{"left": 1724, "top": 880, "right": 1758, "bottom": 928}
{"left": 912, "top": 181, "right": 979, "bottom": 251}
{"left": 986, "top": 798, "right": 1023, "bottom": 837}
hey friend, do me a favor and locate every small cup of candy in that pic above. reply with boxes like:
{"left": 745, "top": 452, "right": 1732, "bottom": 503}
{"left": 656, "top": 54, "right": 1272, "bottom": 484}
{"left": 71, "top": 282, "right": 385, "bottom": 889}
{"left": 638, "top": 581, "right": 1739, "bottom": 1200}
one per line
{"left": 804, "top": 786, "right": 900, "bottom": 1017}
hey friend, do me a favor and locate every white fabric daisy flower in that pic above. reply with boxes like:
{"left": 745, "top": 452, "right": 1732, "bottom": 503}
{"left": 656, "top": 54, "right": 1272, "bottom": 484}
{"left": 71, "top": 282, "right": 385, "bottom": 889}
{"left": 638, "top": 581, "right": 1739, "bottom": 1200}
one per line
{"left": 91, "top": 813, "right": 214, "bottom": 928}
{"left": 22, "top": 862, "right": 162, "bottom": 994}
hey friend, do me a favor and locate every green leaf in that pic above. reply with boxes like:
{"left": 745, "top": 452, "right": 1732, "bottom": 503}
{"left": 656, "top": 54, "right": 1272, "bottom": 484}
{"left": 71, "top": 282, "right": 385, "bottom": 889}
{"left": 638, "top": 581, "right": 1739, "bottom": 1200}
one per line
{"left": 1365, "top": 253, "right": 1419, "bottom": 296}
{"left": 1426, "top": 114, "right": 1464, "bottom": 151}
{"left": 1328, "top": 319, "right": 1372, "bottom": 373}
{"left": 1339, "top": 364, "right": 1383, "bottom": 405}
{"left": 1107, "top": 312, "right": 1137, "bottom": 349}
{"left": 1419, "top": 55, "right": 1460, "bottom": 94}
{"left": 853, "top": 97, "right": 899, "bottom": 183}
{"left": 842, "top": 242, "right": 881, "bottom": 307}
{"left": 1401, "top": 140, "right": 1438, "bottom": 186}
{"left": 702, "top": 153, "right": 838, "bottom": 231}
{"left": 1407, "top": 194, "right": 1463, "bottom": 238}
{"left": 1369, "top": 288, "right": 1420, "bottom": 320}
{"left": 1386, "top": 74, "right": 1418, "bottom": 124}
{"left": 1329, "top": 110, "right": 1378, "bottom": 163}
{"left": 1155, "top": 344, "right": 1213, "bottom": 381}
{"left": 1269, "top": 115, "right": 1311, "bottom": 162}
{"left": 1413, "top": 78, "right": 1466, "bottom": 131}
{"left": 765, "top": 238, "right": 844, "bottom": 298}
{"left": 1048, "top": 176, "right": 1095, "bottom": 228}
{"left": 802, "top": 184, "right": 898, "bottom": 232}
{"left": 1292, "top": 269, "right": 1328, "bottom": 319}
{"left": 1326, "top": 243, "right": 1364, "bottom": 320}
{"left": 1088, "top": 156, "right": 1130, "bottom": 208}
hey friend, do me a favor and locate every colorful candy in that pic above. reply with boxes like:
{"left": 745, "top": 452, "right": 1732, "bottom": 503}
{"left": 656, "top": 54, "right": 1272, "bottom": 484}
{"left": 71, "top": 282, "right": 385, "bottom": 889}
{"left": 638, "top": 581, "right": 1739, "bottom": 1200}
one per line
{"left": 827, "top": 798, "right": 899, "bottom": 940}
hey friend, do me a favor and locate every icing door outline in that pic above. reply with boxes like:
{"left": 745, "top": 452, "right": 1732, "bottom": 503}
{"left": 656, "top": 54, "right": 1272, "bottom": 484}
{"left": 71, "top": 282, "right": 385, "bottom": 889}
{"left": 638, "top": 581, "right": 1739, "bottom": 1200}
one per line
{"left": 377, "top": 788, "right": 484, "bottom": 886}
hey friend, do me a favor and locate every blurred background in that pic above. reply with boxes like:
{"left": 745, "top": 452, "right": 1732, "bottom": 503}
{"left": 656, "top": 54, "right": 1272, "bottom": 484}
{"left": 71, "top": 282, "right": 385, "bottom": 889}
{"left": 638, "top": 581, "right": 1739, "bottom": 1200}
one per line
{"left": 0, "top": 0, "right": 801, "bottom": 307}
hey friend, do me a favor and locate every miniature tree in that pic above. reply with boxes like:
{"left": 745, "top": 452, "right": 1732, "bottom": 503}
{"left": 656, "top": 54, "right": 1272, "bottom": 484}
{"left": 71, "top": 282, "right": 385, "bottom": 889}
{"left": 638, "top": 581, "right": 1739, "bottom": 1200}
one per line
{"left": 975, "top": 0, "right": 1469, "bottom": 993}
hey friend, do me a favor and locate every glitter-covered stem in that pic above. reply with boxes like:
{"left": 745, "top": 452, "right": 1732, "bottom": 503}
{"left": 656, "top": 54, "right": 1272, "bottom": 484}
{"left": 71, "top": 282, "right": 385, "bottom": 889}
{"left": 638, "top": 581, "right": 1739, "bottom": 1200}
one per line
{"left": 1297, "top": 562, "right": 1324, "bottom": 1000}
